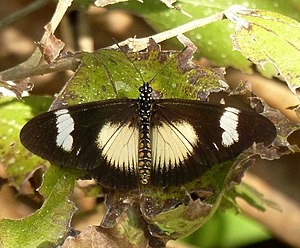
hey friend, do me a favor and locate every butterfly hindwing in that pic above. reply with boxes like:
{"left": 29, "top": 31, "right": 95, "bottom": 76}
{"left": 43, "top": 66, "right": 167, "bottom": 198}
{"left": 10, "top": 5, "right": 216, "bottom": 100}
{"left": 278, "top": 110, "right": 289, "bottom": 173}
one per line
{"left": 150, "top": 99, "right": 276, "bottom": 187}
{"left": 20, "top": 99, "right": 140, "bottom": 189}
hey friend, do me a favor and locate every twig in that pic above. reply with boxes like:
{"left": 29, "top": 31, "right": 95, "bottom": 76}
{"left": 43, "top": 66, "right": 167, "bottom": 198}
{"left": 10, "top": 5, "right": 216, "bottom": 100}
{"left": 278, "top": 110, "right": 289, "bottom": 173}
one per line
{"left": 108, "top": 11, "right": 225, "bottom": 51}
{"left": 0, "top": 57, "right": 80, "bottom": 81}
{"left": 0, "top": 0, "right": 49, "bottom": 29}
{"left": 0, "top": 0, "right": 74, "bottom": 81}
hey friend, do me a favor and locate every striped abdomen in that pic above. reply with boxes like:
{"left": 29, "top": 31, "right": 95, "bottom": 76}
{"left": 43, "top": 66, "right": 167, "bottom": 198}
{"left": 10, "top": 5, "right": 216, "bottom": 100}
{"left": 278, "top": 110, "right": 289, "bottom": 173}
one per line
{"left": 138, "top": 82, "right": 152, "bottom": 185}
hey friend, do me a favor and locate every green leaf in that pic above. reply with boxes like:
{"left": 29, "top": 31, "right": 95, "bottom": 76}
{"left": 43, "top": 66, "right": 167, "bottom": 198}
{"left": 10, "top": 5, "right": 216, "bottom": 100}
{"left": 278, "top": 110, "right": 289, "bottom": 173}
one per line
{"left": 0, "top": 96, "right": 52, "bottom": 188}
{"left": 0, "top": 165, "right": 81, "bottom": 248}
{"left": 223, "top": 182, "right": 281, "bottom": 212}
{"left": 110, "top": 0, "right": 300, "bottom": 72}
{"left": 226, "top": 7, "right": 300, "bottom": 93}
{"left": 54, "top": 42, "right": 226, "bottom": 107}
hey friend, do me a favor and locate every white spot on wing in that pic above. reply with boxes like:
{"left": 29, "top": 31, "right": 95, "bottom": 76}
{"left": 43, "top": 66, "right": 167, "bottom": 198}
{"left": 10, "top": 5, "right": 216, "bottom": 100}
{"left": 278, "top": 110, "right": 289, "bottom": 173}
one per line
{"left": 55, "top": 109, "right": 74, "bottom": 152}
{"left": 220, "top": 107, "right": 239, "bottom": 147}
{"left": 152, "top": 121, "right": 198, "bottom": 171}
{"left": 96, "top": 121, "right": 138, "bottom": 172}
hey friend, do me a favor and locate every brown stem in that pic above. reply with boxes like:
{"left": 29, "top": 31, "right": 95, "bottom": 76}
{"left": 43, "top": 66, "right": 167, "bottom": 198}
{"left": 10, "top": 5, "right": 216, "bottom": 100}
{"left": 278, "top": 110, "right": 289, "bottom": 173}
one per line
{"left": 0, "top": 56, "right": 80, "bottom": 82}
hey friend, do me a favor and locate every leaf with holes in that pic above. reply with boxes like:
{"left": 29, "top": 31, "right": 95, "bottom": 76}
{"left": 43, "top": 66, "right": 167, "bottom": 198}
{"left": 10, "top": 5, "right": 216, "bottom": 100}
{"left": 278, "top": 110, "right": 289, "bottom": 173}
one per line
{"left": 225, "top": 6, "right": 300, "bottom": 93}
{"left": 52, "top": 40, "right": 226, "bottom": 109}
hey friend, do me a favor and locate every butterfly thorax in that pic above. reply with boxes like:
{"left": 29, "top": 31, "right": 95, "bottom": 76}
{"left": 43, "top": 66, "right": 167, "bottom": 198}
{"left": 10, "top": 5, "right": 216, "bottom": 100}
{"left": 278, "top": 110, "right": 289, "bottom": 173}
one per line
{"left": 138, "top": 82, "right": 152, "bottom": 185}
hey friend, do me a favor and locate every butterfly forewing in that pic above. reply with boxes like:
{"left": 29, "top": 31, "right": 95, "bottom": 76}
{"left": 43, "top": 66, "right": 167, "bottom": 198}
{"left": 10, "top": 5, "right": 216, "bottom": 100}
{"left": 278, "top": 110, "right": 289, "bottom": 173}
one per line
{"left": 20, "top": 99, "right": 140, "bottom": 189}
{"left": 150, "top": 99, "right": 276, "bottom": 187}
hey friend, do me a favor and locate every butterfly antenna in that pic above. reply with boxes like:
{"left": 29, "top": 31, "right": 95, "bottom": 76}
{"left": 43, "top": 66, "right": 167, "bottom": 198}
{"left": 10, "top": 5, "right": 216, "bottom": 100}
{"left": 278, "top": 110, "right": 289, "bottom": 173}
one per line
{"left": 92, "top": 53, "right": 118, "bottom": 95}
{"left": 114, "top": 41, "right": 146, "bottom": 85}
{"left": 148, "top": 46, "right": 188, "bottom": 85}
{"left": 115, "top": 39, "right": 188, "bottom": 87}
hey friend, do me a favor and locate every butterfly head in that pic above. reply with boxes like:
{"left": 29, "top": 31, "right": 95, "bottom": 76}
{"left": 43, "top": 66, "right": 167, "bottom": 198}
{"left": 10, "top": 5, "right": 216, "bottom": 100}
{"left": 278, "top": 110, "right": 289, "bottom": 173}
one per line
{"left": 139, "top": 82, "right": 152, "bottom": 96}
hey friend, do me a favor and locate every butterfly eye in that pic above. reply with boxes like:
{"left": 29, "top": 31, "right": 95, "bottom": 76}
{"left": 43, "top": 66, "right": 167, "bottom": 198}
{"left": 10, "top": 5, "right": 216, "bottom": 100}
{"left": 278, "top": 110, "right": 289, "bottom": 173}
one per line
{"left": 147, "top": 86, "right": 152, "bottom": 93}
{"left": 139, "top": 86, "right": 144, "bottom": 92}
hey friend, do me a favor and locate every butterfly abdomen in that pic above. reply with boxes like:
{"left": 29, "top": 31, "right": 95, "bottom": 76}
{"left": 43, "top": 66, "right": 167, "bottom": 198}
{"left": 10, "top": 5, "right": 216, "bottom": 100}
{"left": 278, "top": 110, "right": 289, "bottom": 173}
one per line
{"left": 138, "top": 82, "right": 153, "bottom": 185}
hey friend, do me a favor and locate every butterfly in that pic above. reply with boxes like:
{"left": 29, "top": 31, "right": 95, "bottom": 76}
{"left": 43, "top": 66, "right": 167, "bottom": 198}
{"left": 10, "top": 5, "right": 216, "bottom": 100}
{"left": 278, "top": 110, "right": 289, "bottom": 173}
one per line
{"left": 20, "top": 78, "right": 277, "bottom": 190}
